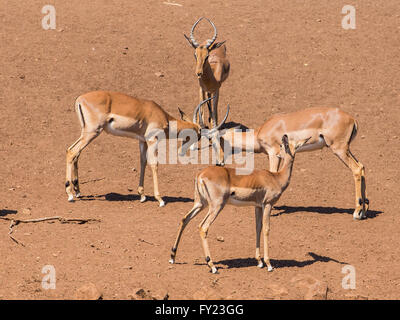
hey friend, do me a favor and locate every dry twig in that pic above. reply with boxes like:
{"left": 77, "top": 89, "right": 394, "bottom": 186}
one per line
{"left": 0, "top": 216, "right": 100, "bottom": 246}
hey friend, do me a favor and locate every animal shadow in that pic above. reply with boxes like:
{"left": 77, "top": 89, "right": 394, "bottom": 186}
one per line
{"left": 215, "top": 252, "right": 347, "bottom": 270}
{"left": 0, "top": 209, "right": 18, "bottom": 217}
{"left": 274, "top": 205, "right": 382, "bottom": 219}
{"left": 80, "top": 193, "right": 192, "bottom": 205}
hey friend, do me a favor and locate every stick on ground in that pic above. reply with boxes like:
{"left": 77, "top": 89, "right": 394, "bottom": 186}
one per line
{"left": 0, "top": 216, "right": 101, "bottom": 246}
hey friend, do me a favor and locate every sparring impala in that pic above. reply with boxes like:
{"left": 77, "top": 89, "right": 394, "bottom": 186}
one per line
{"left": 184, "top": 17, "right": 230, "bottom": 164}
{"left": 65, "top": 91, "right": 229, "bottom": 207}
{"left": 221, "top": 107, "right": 369, "bottom": 219}
{"left": 169, "top": 135, "right": 310, "bottom": 274}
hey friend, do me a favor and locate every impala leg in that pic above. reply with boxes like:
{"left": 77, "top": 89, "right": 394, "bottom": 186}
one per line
{"left": 262, "top": 204, "right": 274, "bottom": 272}
{"left": 199, "top": 204, "right": 224, "bottom": 274}
{"left": 147, "top": 139, "right": 165, "bottom": 207}
{"left": 65, "top": 131, "right": 100, "bottom": 202}
{"left": 332, "top": 148, "right": 368, "bottom": 219}
{"left": 255, "top": 207, "right": 264, "bottom": 268}
{"left": 198, "top": 87, "right": 207, "bottom": 125}
{"left": 137, "top": 141, "right": 147, "bottom": 203}
{"left": 169, "top": 202, "right": 204, "bottom": 264}
{"left": 211, "top": 90, "right": 219, "bottom": 129}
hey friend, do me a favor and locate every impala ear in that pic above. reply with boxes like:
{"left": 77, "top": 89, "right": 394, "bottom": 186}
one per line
{"left": 184, "top": 34, "right": 197, "bottom": 49}
{"left": 178, "top": 107, "right": 190, "bottom": 122}
{"left": 209, "top": 40, "right": 226, "bottom": 50}
{"left": 281, "top": 134, "right": 292, "bottom": 156}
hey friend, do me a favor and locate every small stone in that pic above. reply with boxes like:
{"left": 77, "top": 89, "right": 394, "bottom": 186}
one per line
{"left": 193, "top": 288, "right": 222, "bottom": 300}
{"left": 344, "top": 293, "right": 368, "bottom": 300}
{"left": 123, "top": 265, "right": 132, "bottom": 270}
{"left": 129, "top": 288, "right": 167, "bottom": 300}
{"left": 22, "top": 208, "right": 31, "bottom": 215}
{"left": 217, "top": 236, "right": 224, "bottom": 242}
{"left": 74, "top": 283, "right": 102, "bottom": 300}
{"left": 155, "top": 72, "right": 164, "bottom": 78}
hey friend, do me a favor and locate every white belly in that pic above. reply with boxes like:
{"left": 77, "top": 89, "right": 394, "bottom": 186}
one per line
{"left": 227, "top": 198, "right": 258, "bottom": 207}
{"left": 296, "top": 136, "right": 326, "bottom": 153}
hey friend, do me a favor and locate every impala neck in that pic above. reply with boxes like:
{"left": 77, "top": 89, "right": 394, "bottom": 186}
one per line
{"left": 276, "top": 152, "right": 295, "bottom": 190}
{"left": 222, "top": 129, "right": 262, "bottom": 153}
{"left": 200, "top": 60, "right": 215, "bottom": 84}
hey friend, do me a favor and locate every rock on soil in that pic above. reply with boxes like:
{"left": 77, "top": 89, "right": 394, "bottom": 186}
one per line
{"left": 73, "top": 283, "right": 102, "bottom": 300}
{"left": 291, "top": 275, "right": 328, "bottom": 300}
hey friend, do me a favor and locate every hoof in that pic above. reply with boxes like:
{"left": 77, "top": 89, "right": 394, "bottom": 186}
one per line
{"left": 353, "top": 208, "right": 365, "bottom": 220}
{"left": 353, "top": 212, "right": 365, "bottom": 220}
{"left": 257, "top": 262, "right": 264, "bottom": 268}
{"left": 67, "top": 195, "right": 75, "bottom": 202}
{"left": 75, "top": 192, "right": 81, "bottom": 198}
{"left": 267, "top": 265, "right": 274, "bottom": 272}
{"left": 211, "top": 267, "right": 219, "bottom": 274}
{"left": 140, "top": 195, "right": 146, "bottom": 203}
{"left": 159, "top": 200, "right": 165, "bottom": 207}
{"left": 169, "top": 258, "right": 175, "bottom": 264}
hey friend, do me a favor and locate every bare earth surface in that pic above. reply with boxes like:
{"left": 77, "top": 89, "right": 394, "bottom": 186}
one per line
{"left": 0, "top": 0, "right": 399, "bottom": 299}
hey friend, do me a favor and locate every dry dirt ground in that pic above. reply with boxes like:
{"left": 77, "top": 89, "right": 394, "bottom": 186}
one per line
{"left": 0, "top": 0, "right": 399, "bottom": 300}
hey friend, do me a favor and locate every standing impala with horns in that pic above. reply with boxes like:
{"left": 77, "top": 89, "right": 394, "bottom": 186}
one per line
{"left": 65, "top": 91, "right": 229, "bottom": 207}
{"left": 221, "top": 107, "right": 369, "bottom": 219}
{"left": 184, "top": 17, "right": 230, "bottom": 164}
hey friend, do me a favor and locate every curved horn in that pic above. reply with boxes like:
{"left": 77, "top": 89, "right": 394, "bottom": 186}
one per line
{"left": 192, "top": 96, "right": 214, "bottom": 128}
{"left": 189, "top": 17, "right": 204, "bottom": 48}
{"left": 205, "top": 104, "right": 230, "bottom": 135}
{"left": 205, "top": 18, "right": 218, "bottom": 48}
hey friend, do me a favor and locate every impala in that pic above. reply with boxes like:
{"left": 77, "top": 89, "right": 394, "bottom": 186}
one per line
{"left": 169, "top": 135, "right": 309, "bottom": 273}
{"left": 221, "top": 107, "right": 369, "bottom": 219}
{"left": 184, "top": 17, "right": 230, "bottom": 164}
{"left": 65, "top": 91, "right": 229, "bottom": 207}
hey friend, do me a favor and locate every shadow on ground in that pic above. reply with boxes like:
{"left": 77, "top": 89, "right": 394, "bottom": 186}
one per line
{"left": 214, "top": 252, "right": 348, "bottom": 270}
{"left": 0, "top": 209, "right": 18, "bottom": 217}
{"left": 274, "top": 205, "right": 382, "bottom": 219}
{"left": 80, "top": 193, "right": 193, "bottom": 204}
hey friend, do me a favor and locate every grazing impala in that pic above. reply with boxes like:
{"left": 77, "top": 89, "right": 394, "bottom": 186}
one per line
{"left": 65, "top": 91, "right": 229, "bottom": 207}
{"left": 184, "top": 17, "right": 230, "bottom": 164}
{"left": 169, "top": 135, "right": 310, "bottom": 273}
{"left": 221, "top": 107, "right": 369, "bottom": 219}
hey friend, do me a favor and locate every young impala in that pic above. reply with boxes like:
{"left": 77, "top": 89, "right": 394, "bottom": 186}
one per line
{"left": 65, "top": 91, "right": 229, "bottom": 207}
{"left": 221, "top": 107, "right": 369, "bottom": 219}
{"left": 184, "top": 17, "right": 230, "bottom": 164}
{"left": 169, "top": 135, "right": 310, "bottom": 274}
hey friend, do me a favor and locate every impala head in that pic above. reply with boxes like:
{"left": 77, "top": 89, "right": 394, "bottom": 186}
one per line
{"left": 281, "top": 135, "right": 311, "bottom": 158}
{"left": 177, "top": 96, "right": 230, "bottom": 155}
{"left": 184, "top": 17, "right": 226, "bottom": 78}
